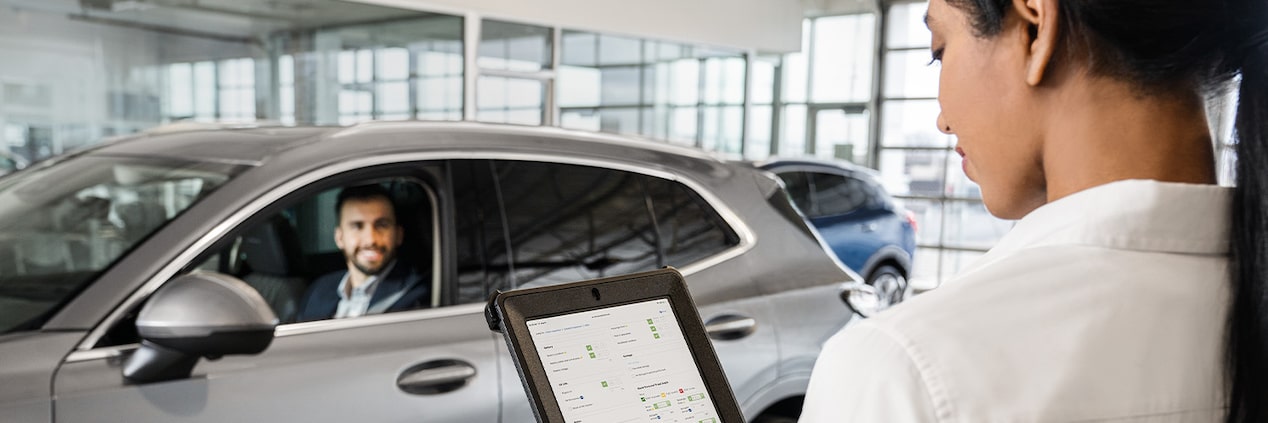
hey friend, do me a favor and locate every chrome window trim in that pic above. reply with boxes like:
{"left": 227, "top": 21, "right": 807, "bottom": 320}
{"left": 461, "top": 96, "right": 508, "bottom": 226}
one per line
{"left": 75, "top": 151, "right": 756, "bottom": 351}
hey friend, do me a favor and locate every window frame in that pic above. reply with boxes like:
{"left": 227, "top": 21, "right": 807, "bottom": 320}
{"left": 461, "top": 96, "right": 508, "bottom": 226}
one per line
{"left": 69, "top": 150, "right": 755, "bottom": 358}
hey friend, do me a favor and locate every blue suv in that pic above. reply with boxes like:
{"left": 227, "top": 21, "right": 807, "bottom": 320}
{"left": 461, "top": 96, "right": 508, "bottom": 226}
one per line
{"left": 758, "top": 159, "right": 917, "bottom": 306}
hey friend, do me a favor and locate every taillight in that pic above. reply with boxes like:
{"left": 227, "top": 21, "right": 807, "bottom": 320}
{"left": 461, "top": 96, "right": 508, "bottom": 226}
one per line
{"left": 904, "top": 210, "right": 919, "bottom": 233}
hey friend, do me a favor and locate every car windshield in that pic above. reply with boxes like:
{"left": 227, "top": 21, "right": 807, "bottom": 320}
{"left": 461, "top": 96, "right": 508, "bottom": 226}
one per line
{"left": 0, "top": 155, "right": 247, "bottom": 334}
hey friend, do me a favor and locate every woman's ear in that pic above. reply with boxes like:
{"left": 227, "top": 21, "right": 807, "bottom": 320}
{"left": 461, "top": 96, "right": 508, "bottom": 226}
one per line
{"left": 1012, "top": 0, "right": 1060, "bottom": 86}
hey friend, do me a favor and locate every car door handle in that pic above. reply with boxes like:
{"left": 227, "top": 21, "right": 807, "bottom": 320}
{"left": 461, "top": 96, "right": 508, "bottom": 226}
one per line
{"left": 396, "top": 359, "right": 478, "bottom": 395}
{"left": 861, "top": 223, "right": 879, "bottom": 232}
{"left": 705, "top": 315, "right": 757, "bottom": 341}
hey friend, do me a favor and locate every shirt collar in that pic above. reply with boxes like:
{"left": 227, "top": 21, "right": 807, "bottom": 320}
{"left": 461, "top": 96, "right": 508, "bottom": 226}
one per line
{"left": 965, "top": 180, "right": 1230, "bottom": 273}
{"left": 337, "top": 260, "right": 397, "bottom": 301}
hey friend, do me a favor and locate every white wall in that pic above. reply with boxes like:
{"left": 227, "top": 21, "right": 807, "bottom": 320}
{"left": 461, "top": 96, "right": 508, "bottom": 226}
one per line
{"left": 354, "top": 0, "right": 805, "bottom": 53}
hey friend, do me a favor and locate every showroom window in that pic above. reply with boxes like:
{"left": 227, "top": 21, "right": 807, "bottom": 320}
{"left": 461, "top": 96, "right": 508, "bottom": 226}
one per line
{"left": 878, "top": 1, "right": 1013, "bottom": 285}
{"left": 477, "top": 20, "right": 552, "bottom": 126}
{"left": 775, "top": 15, "right": 876, "bottom": 166}
{"left": 557, "top": 31, "right": 746, "bottom": 154}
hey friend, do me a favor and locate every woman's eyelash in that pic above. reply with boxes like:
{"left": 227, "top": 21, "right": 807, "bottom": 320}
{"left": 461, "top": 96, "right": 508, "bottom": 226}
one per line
{"left": 928, "top": 48, "right": 944, "bottom": 65}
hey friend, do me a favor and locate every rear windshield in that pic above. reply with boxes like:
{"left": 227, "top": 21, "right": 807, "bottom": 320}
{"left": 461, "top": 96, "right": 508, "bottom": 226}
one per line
{"left": 0, "top": 155, "right": 247, "bottom": 334}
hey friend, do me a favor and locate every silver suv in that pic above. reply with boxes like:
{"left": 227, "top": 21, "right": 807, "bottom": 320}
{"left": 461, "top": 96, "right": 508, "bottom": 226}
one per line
{"left": 0, "top": 122, "right": 863, "bottom": 422}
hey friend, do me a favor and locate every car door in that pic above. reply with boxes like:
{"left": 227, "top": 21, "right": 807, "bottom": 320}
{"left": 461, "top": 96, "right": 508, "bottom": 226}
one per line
{"left": 51, "top": 164, "right": 502, "bottom": 423}
{"left": 446, "top": 159, "right": 772, "bottom": 421}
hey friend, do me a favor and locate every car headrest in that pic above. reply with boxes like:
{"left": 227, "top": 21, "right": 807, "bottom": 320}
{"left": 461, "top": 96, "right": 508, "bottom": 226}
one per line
{"left": 240, "top": 217, "right": 302, "bottom": 276}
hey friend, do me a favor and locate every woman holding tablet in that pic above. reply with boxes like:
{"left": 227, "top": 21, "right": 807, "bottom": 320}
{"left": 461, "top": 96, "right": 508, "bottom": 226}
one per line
{"left": 801, "top": 0, "right": 1266, "bottom": 421}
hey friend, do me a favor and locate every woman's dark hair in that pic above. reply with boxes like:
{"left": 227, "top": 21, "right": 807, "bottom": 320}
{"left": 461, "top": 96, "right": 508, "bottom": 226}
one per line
{"left": 940, "top": 0, "right": 1266, "bottom": 421}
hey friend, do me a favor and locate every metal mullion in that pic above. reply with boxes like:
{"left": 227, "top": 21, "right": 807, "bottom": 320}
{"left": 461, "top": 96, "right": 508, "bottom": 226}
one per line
{"left": 894, "top": 194, "right": 988, "bottom": 203}
{"left": 769, "top": 59, "right": 783, "bottom": 156}
{"left": 886, "top": 46, "right": 931, "bottom": 53}
{"left": 869, "top": 3, "right": 887, "bottom": 169}
{"left": 882, "top": 96, "right": 938, "bottom": 101}
{"left": 915, "top": 244, "right": 990, "bottom": 253}
{"left": 879, "top": 145, "right": 954, "bottom": 151}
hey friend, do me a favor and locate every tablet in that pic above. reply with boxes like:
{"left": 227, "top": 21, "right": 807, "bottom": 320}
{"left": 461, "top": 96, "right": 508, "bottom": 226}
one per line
{"left": 485, "top": 267, "right": 743, "bottom": 423}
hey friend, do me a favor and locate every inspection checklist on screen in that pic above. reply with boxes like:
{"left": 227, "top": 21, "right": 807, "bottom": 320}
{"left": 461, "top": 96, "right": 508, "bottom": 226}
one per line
{"left": 527, "top": 298, "right": 720, "bottom": 423}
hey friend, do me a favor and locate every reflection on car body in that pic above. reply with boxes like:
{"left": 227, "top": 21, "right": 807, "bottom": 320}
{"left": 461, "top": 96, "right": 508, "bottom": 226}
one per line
{"left": 0, "top": 122, "right": 862, "bottom": 423}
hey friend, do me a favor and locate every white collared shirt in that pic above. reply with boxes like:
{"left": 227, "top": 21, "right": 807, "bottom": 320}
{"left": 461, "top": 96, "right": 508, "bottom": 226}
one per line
{"left": 334, "top": 261, "right": 396, "bottom": 319}
{"left": 802, "top": 180, "right": 1231, "bottom": 422}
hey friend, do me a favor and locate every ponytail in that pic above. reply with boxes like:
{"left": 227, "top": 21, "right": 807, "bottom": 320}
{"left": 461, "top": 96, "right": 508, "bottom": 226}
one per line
{"left": 1225, "top": 11, "right": 1268, "bottom": 423}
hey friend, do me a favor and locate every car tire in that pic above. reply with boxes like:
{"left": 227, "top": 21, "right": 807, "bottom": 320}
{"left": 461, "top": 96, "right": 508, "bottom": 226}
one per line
{"left": 867, "top": 264, "right": 907, "bottom": 307}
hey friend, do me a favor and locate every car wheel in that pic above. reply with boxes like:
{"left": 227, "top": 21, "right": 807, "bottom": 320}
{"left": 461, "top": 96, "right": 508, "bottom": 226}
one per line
{"left": 867, "top": 264, "right": 907, "bottom": 307}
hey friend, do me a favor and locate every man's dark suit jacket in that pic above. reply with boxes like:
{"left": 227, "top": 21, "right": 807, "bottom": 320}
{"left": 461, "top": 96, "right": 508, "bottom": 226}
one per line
{"left": 296, "top": 262, "right": 430, "bottom": 322}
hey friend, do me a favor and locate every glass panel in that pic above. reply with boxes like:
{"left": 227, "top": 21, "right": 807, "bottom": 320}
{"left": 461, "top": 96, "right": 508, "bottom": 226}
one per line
{"left": 780, "top": 105, "right": 807, "bottom": 156}
{"left": 745, "top": 105, "right": 773, "bottom": 161}
{"left": 879, "top": 149, "right": 949, "bottom": 197}
{"left": 782, "top": 21, "right": 811, "bottom": 103}
{"left": 943, "top": 200, "right": 1014, "bottom": 250}
{"left": 718, "top": 106, "right": 743, "bottom": 155}
{"left": 376, "top": 82, "right": 410, "bottom": 115}
{"left": 811, "top": 14, "right": 876, "bottom": 103}
{"left": 477, "top": 77, "right": 544, "bottom": 125}
{"left": 600, "top": 66, "right": 641, "bottom": 106}
{"left": 0, "top": 0, "right": 461, "bottom": 137}
{"left": 598, "top": 35, "right": 642, "bottom": 66}
{"left": 669, "top": 107, "right": 698, "bottom": 146}
{"left": 670, "top": 59, "right": 700, "bottom": 106}
{"left": 701, "top": 107, "right": 720, "bottom": 151}
{"left": 561, "top": 31, "right": 597, "bottom": 66}
{"left": 895, "top": 197, "right": 942, "bottom": 246}
{"left": 558, "top": 66, "right": 601, "bottom": 107}
{"left": 814, "top": 109, "right": 871, "bottom": 165}
{"left": 167, "top": 64, "right": 193, "bottom": 118}
{"left": 599, "top": 108, "right": 640, "bottom": 135}
{"left": 750, "top": 57, "right": 777, "bottom": 105}
{"left": 909, "top": 248, "right": 940, "bottom": 287}
{"left": 720, "top": 57, "right": 746, "bottom": 105}
{"left": 479, "top": 20, "right": 552, "bottom": 72}
{"left": 193, "top": 62, "right": 217, "bottom": 120}
{"left": 886, "top": 2, "right": 933, "bottom": 49}
{"left": 416, "top": 76, "right": 463, "bottom": 118}
{"left": 377, "top": 47, "right": 410, "bottom": 80}
{"left": 881, "top": 100, "right": 952, "bottom": 147}
{"left": 561, "top": 109, "right": 602, "bottom": 132}
{"left": 884, "top": 50, "right": 940, "bottom": 99}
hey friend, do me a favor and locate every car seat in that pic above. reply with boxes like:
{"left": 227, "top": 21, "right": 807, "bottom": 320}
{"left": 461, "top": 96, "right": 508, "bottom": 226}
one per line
{"left": 239, "top": 215, "right": 308, "bottom": 323}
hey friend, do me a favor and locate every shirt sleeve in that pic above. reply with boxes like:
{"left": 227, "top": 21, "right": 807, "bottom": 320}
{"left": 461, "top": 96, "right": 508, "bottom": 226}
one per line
{"left": 800, "top": 320, "right": 940, "bottom": 422}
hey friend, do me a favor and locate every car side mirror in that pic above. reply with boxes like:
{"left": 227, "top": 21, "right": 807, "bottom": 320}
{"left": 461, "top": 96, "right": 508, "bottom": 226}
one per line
{"left": 123, "top": 272, "right": 278, "bottom": 384}
{"left": 841, "top": 283, "right": 881, "bottom": 318}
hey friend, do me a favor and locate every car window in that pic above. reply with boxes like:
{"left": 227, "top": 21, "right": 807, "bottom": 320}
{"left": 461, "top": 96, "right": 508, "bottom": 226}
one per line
{"left": 96, "top": 176, "right": 439, "bottom": 347}
{"left": 808, "top": 172, "right": 868, "bottom": 217}
{"left": 0, "top": 156, "right": 245, "bottom": 335}
{"left": 776, "top": 171, "right": 814, "bottom": 214}
{"left": 451, "top": 160, "right": 738, "bottom": 299}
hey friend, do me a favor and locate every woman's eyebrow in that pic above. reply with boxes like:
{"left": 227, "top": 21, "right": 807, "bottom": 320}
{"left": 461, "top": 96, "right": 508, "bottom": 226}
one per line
{"left": 924, "top": 12, "right": 936, "bottom": 30}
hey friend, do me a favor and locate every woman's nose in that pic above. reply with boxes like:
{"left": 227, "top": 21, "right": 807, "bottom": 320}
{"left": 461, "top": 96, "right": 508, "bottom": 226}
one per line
{"left": 936, "top": 113, "right": 953, "bottom": 134}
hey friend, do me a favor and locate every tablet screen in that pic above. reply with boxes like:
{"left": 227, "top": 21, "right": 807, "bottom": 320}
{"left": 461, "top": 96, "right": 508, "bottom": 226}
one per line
{"left": 527, "top": 298, "right": 722, "bottom": 423}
